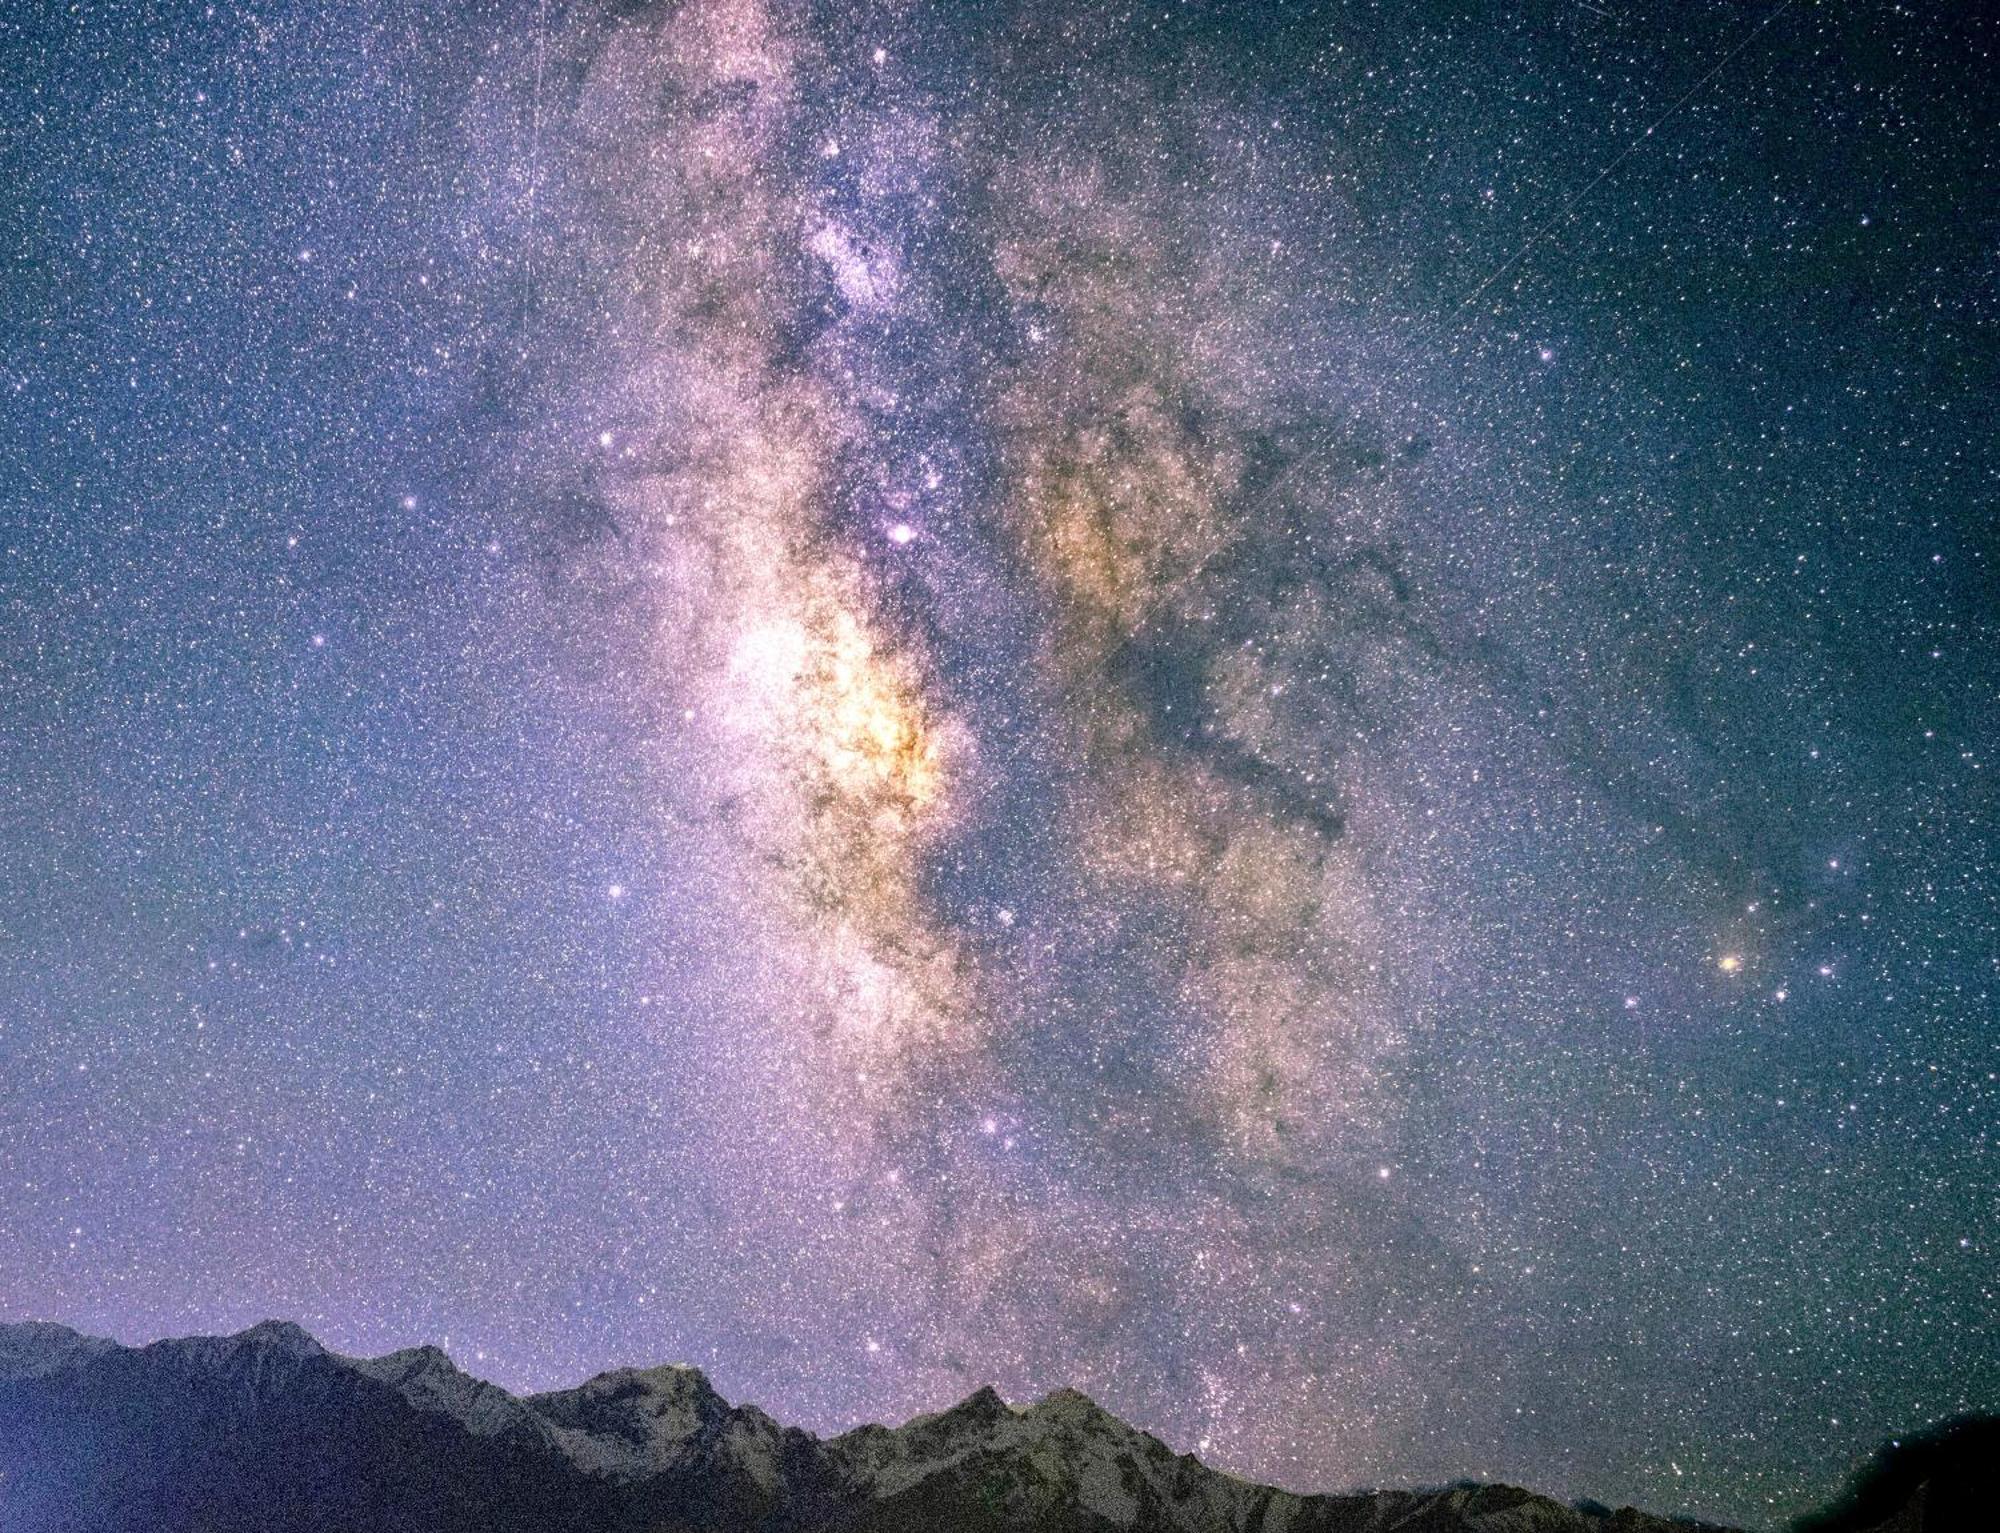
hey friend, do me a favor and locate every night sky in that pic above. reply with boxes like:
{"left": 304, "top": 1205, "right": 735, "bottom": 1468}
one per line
{"left": 2, "top": 1, "right": 1995, "bottom": 1527}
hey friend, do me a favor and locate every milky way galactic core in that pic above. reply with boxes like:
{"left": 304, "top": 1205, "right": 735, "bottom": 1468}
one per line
{"left": 2, "top": 2, "right": 1994, "bottom": 1529}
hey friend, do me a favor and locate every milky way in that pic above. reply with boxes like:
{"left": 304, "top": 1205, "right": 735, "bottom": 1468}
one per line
{"left": 2, "top": 2, "right": 1995, "bottom": 1528}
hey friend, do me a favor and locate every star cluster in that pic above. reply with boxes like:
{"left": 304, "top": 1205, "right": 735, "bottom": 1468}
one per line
{"left": 1, "top": 2, "right": 1994, "bottom": 1528}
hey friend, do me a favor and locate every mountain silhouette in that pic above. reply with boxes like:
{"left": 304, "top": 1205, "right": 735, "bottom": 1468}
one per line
{"left": 0, "top": 1320, "right": 1972, "bottom": 1532}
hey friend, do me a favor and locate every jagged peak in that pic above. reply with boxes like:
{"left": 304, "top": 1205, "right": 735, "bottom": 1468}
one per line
{"left": 559, "top": 1359, "right": 723, "bottom": 1402}
{"left": 0, "top": 1319, "right": 117, "bottom": 1380}
{"left": 1021, "top": 1385, "right": 1189, "bottom": 1473}
{"left": 832, "top": 1382, "right": 1018, "bottom": 1448}
{"left": 927, "top": 1384, "right": 1016, "bottom": 1430}
{"left": 137, "top": 1319, "right": 326, "bottom": 1365}
{"left": 958, "top": 1383, "right": 1013, "bottom": 1413}
{"left": 913, "top": 1382, "right": 1016, "bottom": 1426}
{"left": 348, "top": 1342, "right": 533, "bottom": 1441}
{"left": 633, "top": 1360, "right": 716, "bottom": 1387}
{"left": 389, "top": 1341, "right": 452, "bottom": 1365}
{"left": 0, "top": 1319, "right": 85, "bottom": 1341}
{"left": 355, "top": 1341, "right": 476, "bottom": 1380}
{"left": 1038, "top": 1385, "right": 1097, "bottom": 1406}
{"left": 233, "top": 1319, "right": 324, "bottom": 1354}
{"left": 521, "top": 1359, "right": 773, "bottom": 1483}
{"left": 1028, "top": 1385, "right": 1118, "bottom": 1423}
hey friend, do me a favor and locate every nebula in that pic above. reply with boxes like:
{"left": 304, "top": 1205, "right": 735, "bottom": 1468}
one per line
{"left": 491, "top": 0, "right": 1471, "bottom": 1465}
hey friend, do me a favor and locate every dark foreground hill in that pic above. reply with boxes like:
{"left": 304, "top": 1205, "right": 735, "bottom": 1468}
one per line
{"left": 0, "top": 1320, "right": 1968, "bottom": 1533}
{"left": 1789, "top": 1416, "right": 1998, "bottom": 1533}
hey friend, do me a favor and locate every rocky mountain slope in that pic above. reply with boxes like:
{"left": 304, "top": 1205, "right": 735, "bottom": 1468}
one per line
{"left": 0, "top": 1320, "right": 1946, "bottom": 1533}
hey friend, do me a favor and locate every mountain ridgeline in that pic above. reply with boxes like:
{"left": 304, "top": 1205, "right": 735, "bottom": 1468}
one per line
{"left": 0, "top": 1321, "right": 1972, "bottom": 1533}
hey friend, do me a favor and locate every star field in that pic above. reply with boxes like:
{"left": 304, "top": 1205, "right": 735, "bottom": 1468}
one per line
{"left": 1, "top": 2, "right": 1994, "bottom": 1529}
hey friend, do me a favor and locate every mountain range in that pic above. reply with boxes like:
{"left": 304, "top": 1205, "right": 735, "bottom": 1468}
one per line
{"left": 0, "top": 1320, "right": 1980, "bottom": 1533}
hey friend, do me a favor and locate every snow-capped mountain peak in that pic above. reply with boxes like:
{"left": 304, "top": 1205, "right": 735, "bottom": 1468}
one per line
{"left": 0, "top": 1319, "right": 1903, "bottom": 1532}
